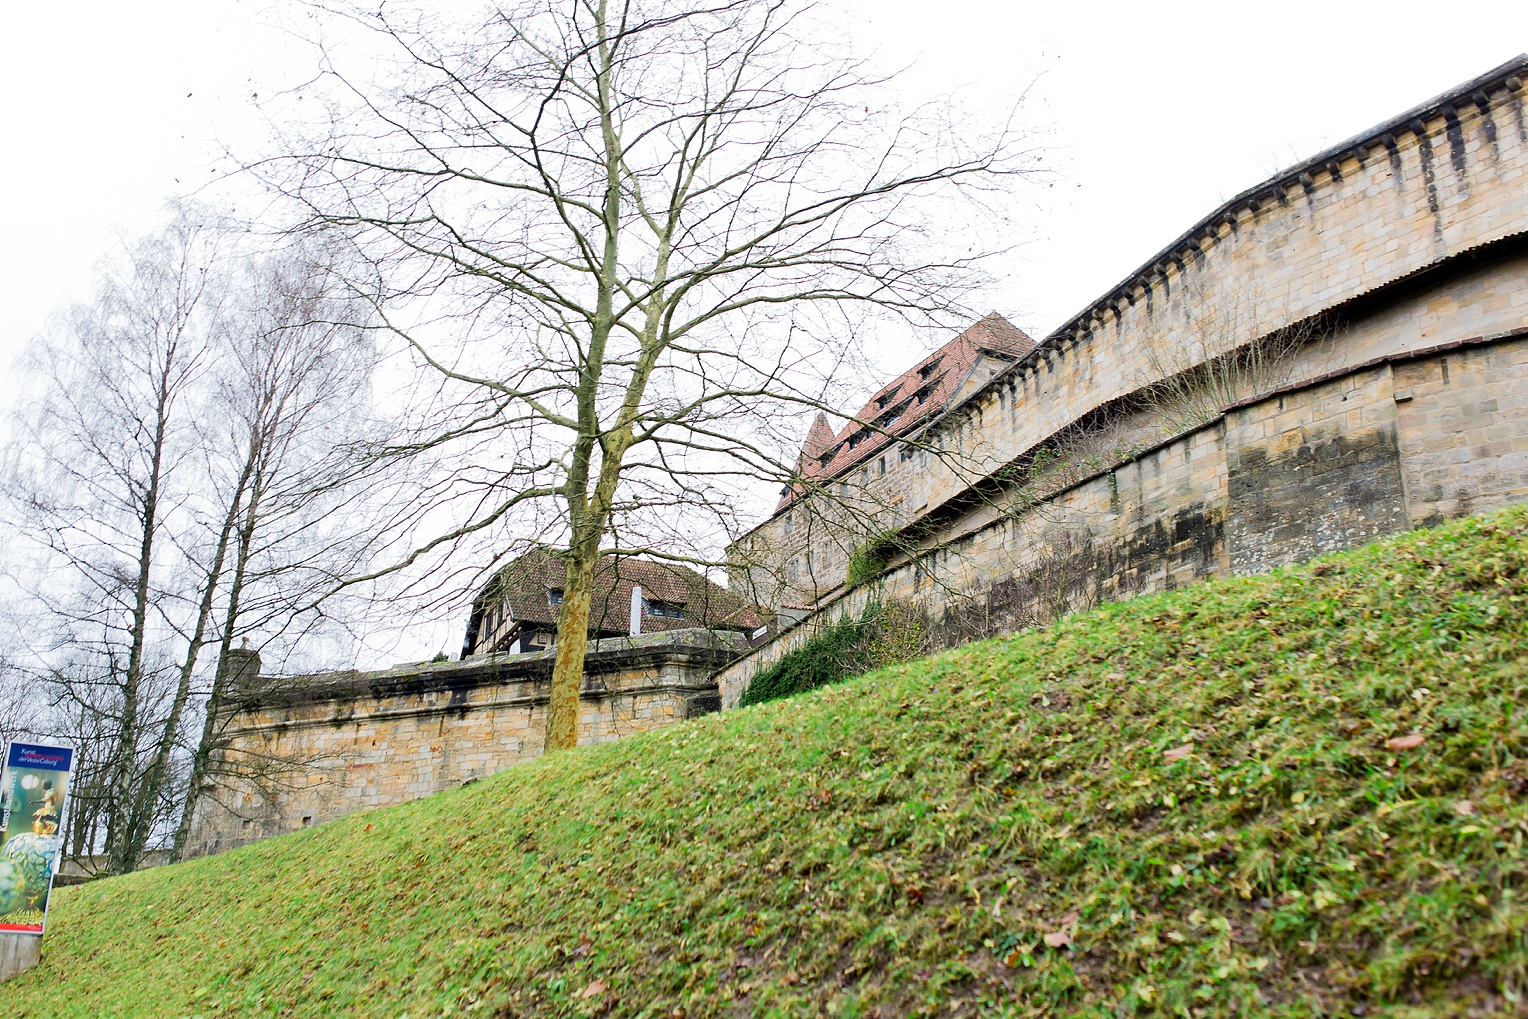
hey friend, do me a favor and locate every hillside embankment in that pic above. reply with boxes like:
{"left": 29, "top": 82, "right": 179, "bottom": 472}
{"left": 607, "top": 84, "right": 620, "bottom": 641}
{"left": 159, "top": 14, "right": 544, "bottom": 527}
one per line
{"left": 6, "top": 507, "right": 1528, "bottom": 1018}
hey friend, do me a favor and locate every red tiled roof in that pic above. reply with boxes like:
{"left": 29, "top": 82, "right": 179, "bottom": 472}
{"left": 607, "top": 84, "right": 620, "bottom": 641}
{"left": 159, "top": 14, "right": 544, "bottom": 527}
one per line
{"left": 776, "top": 313, "right": 1033, "bottom": 511}
{"left": 798, "top": 413, "right": 837, "bottom": 466}
{"left": 464, "top": 549, "right": 766, "bottom": 655}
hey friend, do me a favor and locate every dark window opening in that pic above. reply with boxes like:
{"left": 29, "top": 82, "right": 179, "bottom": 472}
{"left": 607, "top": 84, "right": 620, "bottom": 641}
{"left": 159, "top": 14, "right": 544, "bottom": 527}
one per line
{"left": 918, "top": 357, "right": 942, "bottom": 380}
{"left": 645, "top": 599, "right": 686, "bottom": 619}
{"left": 875, "top": 385, "right": 902, "bottom": 409}
{"left": 846, "top": 428, "right": 869, "bottom": 450}
{"left": 878, "top": 456, "right": 886, "bottom": 476}
{"left": 301, "top": 816, "right": 313, "bottom": 827}
{"left": 914, "top": 385, "right": 932, "bottom": 405}
{"left": 547, "top": 587, "right": 563, "bottom": 606}
{"left": 899, "top": 444, "right": 913, "bottom": 462}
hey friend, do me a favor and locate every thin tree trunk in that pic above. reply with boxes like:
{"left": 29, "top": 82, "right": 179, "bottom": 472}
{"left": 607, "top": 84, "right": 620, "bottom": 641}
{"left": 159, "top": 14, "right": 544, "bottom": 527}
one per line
{"left": 117, "top": 460, "right": 250, "bottom": 872}
{"left": 544, "top": 543, "right": 599, "bottom": 752}
{"left": 105, "top": 385, "right": 173, "bottom": 874}
{"left": 170, "top": 473, "right": 260, "bottom": 860}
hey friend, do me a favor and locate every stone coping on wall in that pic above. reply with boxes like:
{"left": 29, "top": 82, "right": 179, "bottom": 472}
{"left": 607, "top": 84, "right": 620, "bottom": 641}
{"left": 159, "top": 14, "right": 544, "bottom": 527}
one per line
{"left": 861, "top": 235, "right": 1528, "bottom": 588}
{"left": 234, "top": 627, "right": 749, "bottom": 713}
{"left": 933, "top": 63, "right": 1528, "bottom": 489}
{"left": 1020, "top": 55, "right": 1528, "bottom": 369}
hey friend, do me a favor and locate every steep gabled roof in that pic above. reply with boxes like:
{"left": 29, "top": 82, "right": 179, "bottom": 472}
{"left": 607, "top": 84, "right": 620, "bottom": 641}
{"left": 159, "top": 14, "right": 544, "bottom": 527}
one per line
{"left": 776, "top": 313, "right": 1033, "bottom": 511}
{"left": 466, "top": 548, "right": 766, "bottom": 655}
{"left": 798, "top": 413, "right": 837, "bottom": 466}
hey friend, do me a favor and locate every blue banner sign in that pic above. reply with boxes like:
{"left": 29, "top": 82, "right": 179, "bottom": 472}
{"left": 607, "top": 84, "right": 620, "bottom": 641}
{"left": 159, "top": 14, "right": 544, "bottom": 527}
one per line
{"left": 0, "top": 742, "right": 75, "bottom": 935}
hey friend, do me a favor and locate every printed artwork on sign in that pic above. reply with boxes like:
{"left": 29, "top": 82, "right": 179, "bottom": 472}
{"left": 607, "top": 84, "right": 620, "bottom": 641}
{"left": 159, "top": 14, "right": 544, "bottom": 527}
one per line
{"left": 0, "top": 742, "right": 74, "bottom": 935}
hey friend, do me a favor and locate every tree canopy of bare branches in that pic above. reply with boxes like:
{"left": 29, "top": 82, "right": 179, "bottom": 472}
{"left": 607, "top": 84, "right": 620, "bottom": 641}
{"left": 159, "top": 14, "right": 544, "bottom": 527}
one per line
{"left": 2, "top": 209, "right": 389, "bottom": 873}
{"left": 265, "top": 0, "right": 1038, "bottom": 751}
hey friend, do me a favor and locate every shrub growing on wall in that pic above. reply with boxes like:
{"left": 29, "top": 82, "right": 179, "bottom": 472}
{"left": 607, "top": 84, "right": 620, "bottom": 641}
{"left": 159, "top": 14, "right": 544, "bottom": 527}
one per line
{"left": 739, "top": 601, "right": 929, "bottom": 706}
{"left": 844, "top": 530, "right": 904, "bottom": 589}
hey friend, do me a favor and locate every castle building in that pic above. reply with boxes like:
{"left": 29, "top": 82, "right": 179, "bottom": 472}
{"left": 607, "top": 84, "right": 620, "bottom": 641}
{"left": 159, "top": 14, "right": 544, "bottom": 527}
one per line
{"left": 191, "top": 56, "right": 1528, "bottom": 855}
{"left": 461, "top": 549, "right": 766, "bottom": 656}
{"left": 730, "top": 314, "right": 1035, "bottom": 619}
{"left": 719, "top": 56, "right": 1528, "bottom": 706}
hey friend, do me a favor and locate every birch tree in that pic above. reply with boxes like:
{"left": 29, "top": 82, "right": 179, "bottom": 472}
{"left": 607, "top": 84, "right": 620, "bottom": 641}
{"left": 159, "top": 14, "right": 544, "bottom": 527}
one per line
{"left": 4, "top": 219, "right": 384, "bottom": 874}
{"left": 269, "top": 0, "right": 1035, "bottom": 752}
{"left": 170, "top": 248, "right": 380, "bottom": 862}
{"left": 6, "top": 211, "right": 226, "bottom": 872}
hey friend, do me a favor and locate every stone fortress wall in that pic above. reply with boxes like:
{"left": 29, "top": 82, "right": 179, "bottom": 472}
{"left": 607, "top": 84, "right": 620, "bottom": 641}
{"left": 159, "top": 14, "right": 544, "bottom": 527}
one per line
{"left": 194, "top": 58, "right": 1528, "bottom": 854}
{"left": 719, "top": 57, "right": 1528, "bottom": 706}
{"left": 184, "top": 630, "right": 742, "bottom": 858}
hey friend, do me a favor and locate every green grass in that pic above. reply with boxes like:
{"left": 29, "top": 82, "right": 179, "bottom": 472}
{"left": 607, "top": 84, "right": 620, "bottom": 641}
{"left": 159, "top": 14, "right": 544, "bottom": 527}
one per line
{"left": 8, "top": 506, "right": 1528, "bottom": 1018}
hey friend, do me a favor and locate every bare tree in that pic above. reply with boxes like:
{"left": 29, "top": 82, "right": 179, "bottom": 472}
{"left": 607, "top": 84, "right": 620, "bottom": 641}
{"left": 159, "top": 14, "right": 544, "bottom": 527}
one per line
{"left": 5, "top": 209, "right": 228, "bottom": 873}
{"left": 169, "top": 246, "right": 381, "bottom": 861}
{"left": 3, "top": 215, "right": 386, "bottom": 874}
{"left": 265, "top": 0, "right": 1035, "bottom": 751}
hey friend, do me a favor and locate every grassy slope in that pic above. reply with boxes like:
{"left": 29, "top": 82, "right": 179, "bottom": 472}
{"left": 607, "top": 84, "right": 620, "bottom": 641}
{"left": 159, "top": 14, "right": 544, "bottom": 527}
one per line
{"left": 8, "top": 507, "right": 1528, "bottom": 1019}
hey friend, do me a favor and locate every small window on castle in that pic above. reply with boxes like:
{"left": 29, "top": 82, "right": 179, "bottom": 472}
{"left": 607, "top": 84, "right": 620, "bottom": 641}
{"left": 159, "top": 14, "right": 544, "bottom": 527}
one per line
{"left": 301, "top": 816, "right": 313, "bottom": 827}
{"left": 899, "top": 444, "right": 913, "bottom": 462}
{"left": 547, "top": 587, "right": 563, "bottom": 606}
{"left": 846, "top": 428, "right": 869, "bottom": 450}
{"left": 878, "top": 456, "right": 886, "bottom": 476}
{"left": 918, "top": 357, "right": 942, "bottom": 380}
{"left": 241, "top": 819, "right": 252, "bottom": 830}
{"left": 645, "top": 599, "right": 685, "bottom": 619}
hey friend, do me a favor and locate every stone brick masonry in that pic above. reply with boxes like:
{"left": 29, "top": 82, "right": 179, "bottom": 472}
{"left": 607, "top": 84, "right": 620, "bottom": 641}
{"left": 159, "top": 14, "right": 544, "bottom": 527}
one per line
{"left": 721, "top": 57, "right": 1528, "bottom": 705}
{"left": 196, "top": 59, "right": 1528, "bottom": 849}
{"left": 185, "top": 629, "right": 743, "bottom": 857}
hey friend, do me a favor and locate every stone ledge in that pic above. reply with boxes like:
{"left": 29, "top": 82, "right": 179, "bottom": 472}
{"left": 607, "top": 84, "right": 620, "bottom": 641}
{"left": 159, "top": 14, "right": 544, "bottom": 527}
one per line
{"left": 234, "top": 628, "right": 749, "bottom": 712}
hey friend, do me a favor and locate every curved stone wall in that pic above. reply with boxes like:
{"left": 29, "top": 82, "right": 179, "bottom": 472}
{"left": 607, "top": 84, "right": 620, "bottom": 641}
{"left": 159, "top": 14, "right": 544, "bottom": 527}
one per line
{"left": 720, "top": 58, "right": 1528, "bottom": 707}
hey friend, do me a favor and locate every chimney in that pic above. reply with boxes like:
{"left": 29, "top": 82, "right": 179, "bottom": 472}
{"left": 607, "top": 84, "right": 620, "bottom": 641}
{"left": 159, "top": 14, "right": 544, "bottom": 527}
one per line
{"left": 629, "top": 584, "right": 643, "bottom": 636}
{"left": 220, "top": 647, "right": 262, "bottom": 694}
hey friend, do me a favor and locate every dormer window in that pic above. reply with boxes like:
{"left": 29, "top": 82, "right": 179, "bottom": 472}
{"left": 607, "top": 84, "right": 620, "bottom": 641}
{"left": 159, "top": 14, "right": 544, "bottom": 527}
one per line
{"left": 875, "top": 401, "right": 906, "bottom": 428}
{"left": 547, "top": 587, "right": 563, "bottom": 606}
{"left": 874, "top": 385, "right": 902, "bottom": 410}
{"left": 846, "top": 428, "right": 869, "bottom": 449}
{"left": 914, "top": 385, "right": 932, "bottom": 405}
{"left": 644, "top": 599, "right": 685, "bottom": 619}
{"left": 918, "top": 357, "right": 942, "bottom": 380}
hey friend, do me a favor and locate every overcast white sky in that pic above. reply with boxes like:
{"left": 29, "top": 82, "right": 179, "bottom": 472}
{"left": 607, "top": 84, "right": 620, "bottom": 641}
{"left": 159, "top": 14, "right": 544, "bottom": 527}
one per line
{"left": 4, "top": 1, "right": 1526, "bottom": 402}
{"left": 2, "top": 1, "right": 1526, "bottom": 662}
